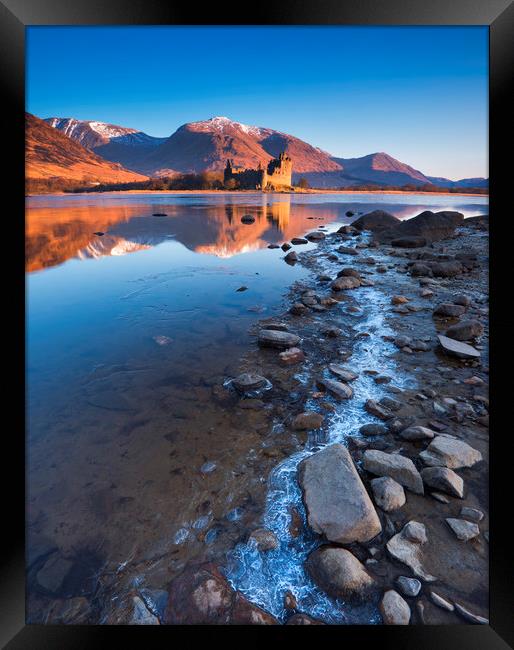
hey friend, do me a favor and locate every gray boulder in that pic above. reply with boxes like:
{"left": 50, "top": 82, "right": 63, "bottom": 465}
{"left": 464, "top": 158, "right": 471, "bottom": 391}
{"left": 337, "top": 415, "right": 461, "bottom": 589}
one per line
{"left": 446, "top": 518, "right": 480, "bottom": 541}
{"left": 421, "top": 467, "right": 464, "bottom": 498}
{"left": 437, "top": 335, "right": 481, "bottom": 360}
{"left": 379, "top": 590, "right": 411, "bottom": 625}
{"left": 316, "top": 377, "right": 353, "bottom": 400}
{"left": 371, "top": 476, "right": 406, "bottom": 512}
{"left": 258, "top": 329, "right": 300, "bottom": 349}
{"left": 396, "top": 576, "right": 421, "bottom": 597}
{"left": 420, "top": 436, "right": 482, "bottom": 469}
{"left": 363, "top": 449, "right": 424, "bottom": 494}
{"left": 386, "top": 521, "right": 436, "bottom": 582}
{"left": 298, "top": 444, "right": 382, "bottom": 543}
{"left": 433, "top": 303, "right": 466, "bottom": 318}
{"left": 306, "top": 546, "right": 376, "bottom": 600}
{"left": 445, "top": 320, "right": 484, "bottom": 341}
{"left": 399, "top": 425, "right": 436, "bottom": 441}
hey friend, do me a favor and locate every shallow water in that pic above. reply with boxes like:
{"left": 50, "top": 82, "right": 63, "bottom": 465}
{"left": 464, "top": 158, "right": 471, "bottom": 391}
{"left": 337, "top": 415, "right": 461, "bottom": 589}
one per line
{"left": 26, "top": 191, "right": 487, "bottom": 622}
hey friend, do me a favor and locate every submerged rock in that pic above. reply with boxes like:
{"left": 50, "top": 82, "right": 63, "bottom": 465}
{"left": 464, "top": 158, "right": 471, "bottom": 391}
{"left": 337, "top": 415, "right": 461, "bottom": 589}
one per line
{"left": 328, "top": 364, "right": 358, "bottom": 382}
{"left": 258, "top": 329, "right": 300, "bottom": 349}
{"left": 298, "top": 443, "right": 382, "bottom": 543}
{"left": 248, "top": 528, "right": 279, "bottom": 551}
{"left": 231, "top": 372, "right": 269, "bottom": 394}
{"left": 306, "top": 546, "right": 376, "bottom": 600}
{"left": 292, "top": 411, "right": 324, "bottom": 431}
{"left": 279, "top": 347, "right": 305, "bottom": 365}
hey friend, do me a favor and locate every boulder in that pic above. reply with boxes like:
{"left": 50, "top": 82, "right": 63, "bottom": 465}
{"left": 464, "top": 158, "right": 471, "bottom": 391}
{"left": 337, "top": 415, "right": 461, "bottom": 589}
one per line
{"left": 391, "top": 236, "right": 427, "bottom": 248}
{"left": 351, "top": 210, "right": 400, "bottom": 232}
{"left": 453, "top": 294, "right": 472, "bottom": 307}
{"left": 446, "top": 518, "right": 480, "bottom": 541}
{"left": 306, "top": 231, "right": 325, "bottom": 241}
{"left": 430, "top": 261, "right": 464, "bottom": 277}
{"left": 396, "top": 576, "right": 421, "bottom": 597}
{"left": 284, "top": 251, "right": 298, "bottom": 264}
{"left": 391, "top": 295, "right": 409, "bottom": 305}
{"left": 258, "top": 329, "right": 300, "bottom": 349}
{"left": 437, "top": 335, "right": 481, "bottom": 360}
{"left": 399, "top": 425, "right": 436, "bottom": 441}
{"left": 279, "top": 347, "right": 305, "bottom": 365}
{"left": 298, "top": 444, "right": 382, "bottom": 543}
{"left": 380, "top": 590, "right": 411, "bottom": 625}
{"left": 360, "top": 423, "right": 387, "bottom": 437}
{"left": 306, "top": 547, "right": 376, "bottom": 600}
{"left": 331, "top": 276, "right": 361, "bottom": 291}
{"left": 241, "top": 214, "right": 255, "bottom": 224}
{"left": 421, "top": 467, "right": 464, "bottom": 498}
{"left": 365, "top": 399, "right": 393, "bottom": 420}
{"left": 433, "top": 303, "right": 466, "bottom": 318}
{"left": 459, "top": 507, "right": 484, "bottom": 522}
{"left": 420, "top": 436, "right": 482, "bottom": 469}
{"left": 363, "top": 450, "right": 424, "bottom": 494}
{"left": 328, "top": 364, "right": 358, "bottom": 382}
{"left": 337, "top": 246, "right": 360, "bottom": 256}
{"left": 337, "top": 267, "right": 361, "bottom": 279}
{"left": 371, "top": 477, "right": 406, "bottom": 512}
{"left": 248, "top": 528, "right": 279, "bottom": 551}
{"left": 291, "top": 237, "right": 308, "bottom": 245}
{"left": 231, "top": 373, "right": 268, "bottom": 394}
{"left": 445, "top": 320, "right": 484, "bottom": 341}
{"left": 316, "top": 377, "right": 353, "bottom": 400}
{"left": 386, "top": 522, "right": 436, "bottom": 582}
{"left": 292, "top": 412, "right": 324, "bottom": 431}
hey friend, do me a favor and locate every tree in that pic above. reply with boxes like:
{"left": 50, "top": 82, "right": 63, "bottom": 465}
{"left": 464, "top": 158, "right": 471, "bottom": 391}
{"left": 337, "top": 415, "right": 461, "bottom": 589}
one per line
{"left": 297, "top": 177, "right": 310, "bottom": 189}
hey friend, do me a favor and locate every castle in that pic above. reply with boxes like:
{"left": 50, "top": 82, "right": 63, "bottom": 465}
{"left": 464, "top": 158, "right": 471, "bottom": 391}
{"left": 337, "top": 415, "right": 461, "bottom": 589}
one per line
{"left": 224, "top": 152, "right": 292, "bottom": 191}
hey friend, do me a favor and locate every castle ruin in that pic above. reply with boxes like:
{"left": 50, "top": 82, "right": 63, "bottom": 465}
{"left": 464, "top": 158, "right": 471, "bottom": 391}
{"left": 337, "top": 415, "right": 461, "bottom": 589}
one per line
{"left": 224, "top": 152, "right": 292, "bottom": 191}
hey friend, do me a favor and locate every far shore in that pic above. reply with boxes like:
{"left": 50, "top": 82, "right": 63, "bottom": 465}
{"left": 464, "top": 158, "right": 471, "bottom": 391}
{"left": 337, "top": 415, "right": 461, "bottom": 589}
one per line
{"left": 27, "top": 188, "right": 489, "bottom": 199}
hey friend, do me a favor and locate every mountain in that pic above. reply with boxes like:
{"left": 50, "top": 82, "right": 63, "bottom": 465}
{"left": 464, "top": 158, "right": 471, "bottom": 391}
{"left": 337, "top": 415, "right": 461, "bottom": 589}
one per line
{"left": 426, "top": 176, "right": 489, "bottom": 189}
{"left": 26, "top": 113, "right": 148, "bottom": 184}
{"left": 45, "top": 117, "right": 167, "bottom": 172}
{"left": 138, "top": 116, "right": 342, "bottom": 177}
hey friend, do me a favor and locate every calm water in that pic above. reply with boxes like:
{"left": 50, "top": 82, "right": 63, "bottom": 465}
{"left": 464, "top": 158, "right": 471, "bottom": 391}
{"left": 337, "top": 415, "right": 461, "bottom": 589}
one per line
{"left": 26, "top": 191, "right": 488, "bottom": 621}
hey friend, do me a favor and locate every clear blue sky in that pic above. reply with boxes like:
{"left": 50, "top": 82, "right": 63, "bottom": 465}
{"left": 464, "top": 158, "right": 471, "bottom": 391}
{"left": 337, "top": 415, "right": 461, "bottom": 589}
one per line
{"left": 26, "top": 26, "right": 488, "bottom": 180}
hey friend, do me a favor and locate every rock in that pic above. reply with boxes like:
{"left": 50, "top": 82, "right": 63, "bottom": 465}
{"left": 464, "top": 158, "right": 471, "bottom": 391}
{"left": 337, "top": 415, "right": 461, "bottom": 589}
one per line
{"left": 433, "top": 303, "right": 466, "bottom": 318}
{"left": 392, "top": 295, "right": 409, "bottom": 305}
{"left": 396, "top": 576, "right": 421, "bottom": 597}
{"left": 374, "top": 375, "right": 391, "bottom": 384}
{"left": 393, "top": 335, "right": 412, "bottom": 349}
{"left": 380, "top": 396, "right": 402, "bottom": 412}
{"left": 363, "top": 450, "right": 424, "bottom": 494}
{"left": 420, "top": 288, "right": 434, "bottom": 298}
{"left": 391, "top": 236, "right": 427, "bottom": 248}
{"left": 430, "top": 591, "right": 454, "bottom": 611}
{"left": 446, "top": 518, "right": 480, "bottom": 541}
{"left": 284, "top": 251, "right": 298, "bottom": 264}
{"left": 337, "top": 246, "right": 360, "bottom": 256}
{"left": 364, "top": 399, "right": 392, "bottom": 420}
{"left": 420, "top": 436, "right": 482, "bottom": 469}
{"left": 323, "top": 326, "right": 342, "bottom": 338}
{"left": 291, "top": 237, "right": 308, "bottom": 245}
{"left": 399, "top": 425, "right": 436, "bottom": 441}
{"left": 391, "top": 210, "right": 464, "bottom": 243}
{"left": 258, "top": 329, "right": 300, "bottom": 349}
{"left": 460, "top": 507, "right": 484, "bottom": 522}
{"left": 241, "top": 214, "right": 255, "bottom": 224}
{"left": 279, "top": 347, "right": 305, "bottom": 365}
{"left": 316, "top": 377, "right": 353, "bottom": 400}
{"left": 45, "top": 596, "right": 93, "bottom": 624}
{"left": 306, "top": 231, "right": 325, "bottom": 241}
{"left": 403, "top": 521, "right": 428, "bottom": 544}
{"left": 139, "top": 588, "right": 169, "bottom": 620}
{"left": 248, "top": 528, "right": 279, "bottom": 551}
{"left": 286, "top": 613, "right": 324, "bottom": 625}
{"left": 337, "top": 267, "right": 361, "bottom": 279}
{"left": 453, "top": 294, "right": 472, "bottom": 307}
{"left": 306, "top": 547, "right": 376, "bottom": 600}
{"left": 421, "top": 467, "right": 464, "bottom": 498}
{"left": 331, "top": 276, "right": 361, "bottom": 291}
{"left": 131, "top": 596, "right": 160, "bottom": 624}
{"left": 328, "top": 364, "right": 358, "bottom": 382}
{"left": 283, "top": 590, "right": 297, "bottom": 609}
{"left": 411, "top": 340, "right": 430, "bottom": 352}
{"left": 281, "top": 242, "right": 291, "bottom": 251}
{"left": 93, "top": 231, "right": 104, "bottom": 236}
{"left": 431, "top": 492, "right": 451, "bottom": 503}
{"left": 410, "top": 263, "right": 434, "bottom": 277}
{"left": 453, "top": 602, "right": 489, "bottom": 624}
{"left": 360, "top": 423, "right": 387, "bottom": 437}
{"left": 351, "top": 210, "right": 400, "bottom": 232}
{"left": 289, "top": 302, "right": 309, "bottom": 316}
{"left": 430, "top": 261, "right": 464, "bottom": 277}
{"left": 231, "top": 373, "right": 268, "bottom": 394}
{"left": 386, "top": 522, "right": 437, "bottom": 582}
{"left": 437, "top": 335, "right": 481, "bottom": 360}
{"left": 445, "top": 320, "right": 484, "bottom": 341}
{"left": 36, "top": 555, "right": 73, "bottom": 594}
{"left": 380, "top": 590, "right": 411, "bottom": 625}
{"left": 267, "top": 243, "right": 280, "bottom": 249}
{"left": 298, "top": 444, "right": 382, "bottom": 543}
{"left": 371, "top": 477, "right": 406, "bottom": 512}
{"left": 292, "top": 412, "right": 324, "bottom": 431}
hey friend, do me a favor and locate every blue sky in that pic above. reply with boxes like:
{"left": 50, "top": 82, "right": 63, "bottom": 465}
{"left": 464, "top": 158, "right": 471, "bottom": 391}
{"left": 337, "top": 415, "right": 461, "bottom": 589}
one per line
{"left": 26, "top": 26, "right": 488, "bottom": 180}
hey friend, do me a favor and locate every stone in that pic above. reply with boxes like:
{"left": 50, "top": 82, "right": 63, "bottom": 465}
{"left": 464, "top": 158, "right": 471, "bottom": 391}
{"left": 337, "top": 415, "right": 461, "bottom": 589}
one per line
{"left": 428, "top": 591, "right": 454, "bottom": 612}
{"left": 306, "top": 231, "right": 326, "bottom": 241}
{"left": 241, "top": 214, "right": 255, "bottom": 224}
{"left": 289, "top": 302, "right": 309, "bottom": 316}
{"left": 230, "top": 593, "right": 279, "bottom": 625}
{"left": 431, "top": 492, "right": 451, "bottom": 504}
{"left": 331, "top": 276, "right": 361, "bottom": 291}
{"left": 292, "top": 412, "right": 324, "bottom": 431}
{"left": 360, "top": 423, "right": 387, "bottom": 437}
{"left": 386, "top": 522, "right": 437, "bottom": 582}
{"left": 283, "top": 590, "right": 297, "bottom": 609}
{"left": 453, "top": 602, "right": 489, "bottom": 624}
{"left": 338, "top": 246, "right": 360, "bottom": 256}
{"left": 446, "top": 518, "right": 480, "bottom": 541}
{"left": 364, "top": 399, "right": 392, "bottom": 420}
{"left": 139, "top": 588, "right": 169, "bottom": 620}
{"left": 420, "top": 288, "right": 434, "bottom": 298}
{"left": 291, "top": 237, "right": 308, "bottom": 245}
{"left": 380, "top": 590, "right": 411, "bottom": 625}
{"left": 363, "top": 450, "right": 424, "bottom": 494}
{"left": 437, "top": 335, "right": 481, "bottom": 360}
{"left": 286, "top": 613, "right": 324, "bottom": 625}
{"left": 248, "top": 528, "right": 279, "bottom": 551}
{"left": 371, "top": 476, "right": 406, "bottom": 512}
{"left": 391, "top": 236, "right": 427, "bottom": 248}
{"left": 393, "top": 335, "right": 412, "bottom": 348}
{"left": 337, "top": 267, "right": 361, "bottom": 279}
{"left": 323, "top": 326, "right": 342, "bottom": 338}
{"left": 396, "top": 576, "right": 421, "bottom": 597}
{"left": 328, "top": 364, "right": 358, "bottom": 382}
{"left": 380, "top": 396, "right": 402, "bottom": 412}
{"left": 284, "top": 251, "right": 298, "bottom": 264}
{"left": 445, "top": 320, "right": 484, "bottom": 341}
{"left": 433, "top": 303, "right": 466, "bottom": 318}
{"left": 258, "top": 329, "right": 300, "bottom": 349}
{"left": 316, "top": 377, "right": 353, "bottom": 400}
{"left": 421, "top": 467, "right": 464, "bottom": 498}
{"left": 459, "top": 507, "right": 484, "bottom": 522}
{"left": 36, "top": 555, "right": 73, "bottom": 594}
{"left": 392, "top": 295, "right": 409, "bottom": 305}
{"left": 306, "top": 547, "right": 376, "bottom": 600}
{"left": 399, "top": 425, "right": 436, "bottom": 441}
{"left": 131, "top": 596, "right": 161, "bottom": 624}
{"left": 453, "top": 294, "right": 472, "bottom": 307}
{"left": 231, "top": 373, "right": 268, "bottom": 394}
{"left": 281, "top": 242, "right": 291, "bottom": 251}
{"left": 351, "top": 210, "right": 400, "bottom": 232}
{"left": 403, "top": 521, "right": 428, "bottom": 544}
{"left": 420, "top": 436, "right": 482, "bottom": 469}
{"left": 298, "top": 444, "right": 382, "bottom": 543}
{"left": 45, "top": 596, "right": 93, "bottom": 624}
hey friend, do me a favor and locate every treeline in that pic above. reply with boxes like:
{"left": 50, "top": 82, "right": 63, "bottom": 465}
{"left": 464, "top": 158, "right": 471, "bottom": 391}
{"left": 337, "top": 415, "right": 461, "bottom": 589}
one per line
{"left": 26, "top": 177, "right": 90, "bottom": 194}
{"left": 334, "top": 182, "right": 488, "bottom": 194}
{"left": 78, "top": 172, "right": 225, "bottom": 193}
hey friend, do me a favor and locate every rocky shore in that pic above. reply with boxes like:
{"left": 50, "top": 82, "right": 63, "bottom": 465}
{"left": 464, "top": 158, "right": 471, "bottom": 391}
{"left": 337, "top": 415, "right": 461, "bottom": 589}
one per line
{"left": 29, "top": 208, "right": 489, "bottom": 625}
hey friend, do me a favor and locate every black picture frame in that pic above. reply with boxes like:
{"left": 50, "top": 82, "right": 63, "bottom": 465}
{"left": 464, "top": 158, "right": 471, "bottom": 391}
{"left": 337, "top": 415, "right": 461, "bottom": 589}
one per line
{"left": 2, "top": 0, "right": 513, "bottom": 646}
